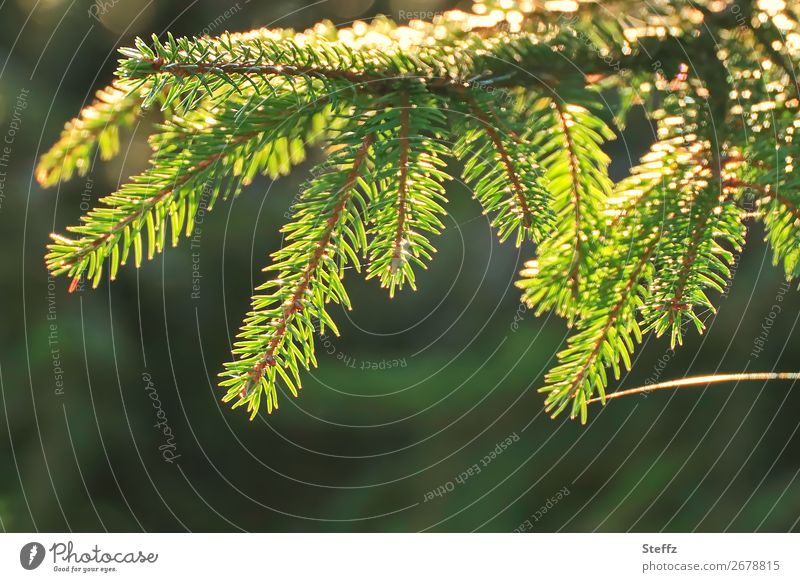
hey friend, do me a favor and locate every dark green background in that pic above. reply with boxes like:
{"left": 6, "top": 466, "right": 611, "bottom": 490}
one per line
{"left": 1, "top": 0, "right": 799, "bottom": 532}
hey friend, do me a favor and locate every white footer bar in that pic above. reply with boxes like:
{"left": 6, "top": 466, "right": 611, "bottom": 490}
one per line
{"left": 0, "top": 533, "right": 796, "bottom": 580}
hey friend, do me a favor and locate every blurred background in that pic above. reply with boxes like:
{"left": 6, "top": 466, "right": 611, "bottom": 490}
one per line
{"left": 1, "top": 0, "right": 799, "bottom": 532}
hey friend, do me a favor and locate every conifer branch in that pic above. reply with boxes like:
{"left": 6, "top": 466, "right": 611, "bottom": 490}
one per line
{"left": 554, "top": 100, "right": 585, "bottom": 298}
{"left": 253, "top": 133, "right": 372, "bottom": 384}
{"left": 469, "top": 100, "right": 534, "bottom": 230}
{"left": 516, "top": 95, "right": 614, "bottom": 320}
{"left": 46, "top": 91, "right": 330, "bottom": 289}
{"left": 365, "top": 89, "right": 450, "bottom": 295}
{"left": 38, "top": 1, "right": 800, "bottom": 422}
{"left": 542, "top": 237, "right": 658, "bottom": 423}
{"left": 220, "top": 127, "right": 374, "bottom": 418}
{"left": 455, "top": 90, "right": 553, "bottom": 246}
{"left": 391, "top": 92, "right": 412, "bottom": 276}
{"left": 36, "top": 80, "right": 147, "bottom": 187}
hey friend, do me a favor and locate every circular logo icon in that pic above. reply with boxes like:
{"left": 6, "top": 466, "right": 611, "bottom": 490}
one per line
{"left": 20, "top": 542, "right": 46, "bottom": 570}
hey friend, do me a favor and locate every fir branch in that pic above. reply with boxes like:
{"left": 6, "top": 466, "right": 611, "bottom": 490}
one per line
{"left": 640, "top": 125, "right": 746, "bottom": 346}
{"left": 535, "top": 83, "right": 743, "bottom": 421}
{"left": 469, "top": 99, "right": 535, "bottom": 230}
{"left": 644, "top": 191, "right": 745, "bottom": 346}
{"left": 639, "top": 90, "right": 746, "bottom": 345}
{"left": 117, "top": 32, "right": 465, "bottom": 112}
{"left": 220, "top": 126, "right": 374, "bottom": 418}
{"left": 46, "top": 90, "right": 331, "bottom": 288}
{"left": 516, "top": 93, "right": 614, "bottom": 320}
{"left": 40, "top": 1, "right": 800, "bottom": 423}
{"left": 555, "top": 99, "right": 586, "bottom": 297}
{"left": 364, "top": 90, "right": 450, "bottom": 296}
{"left": 722, "top": 24, "right": 800, "bottom": 280}
{"left": 759, "top": 184, "right": 800, "bottom": 279}
{"left": 392, "top": 92, "right": 412, "bottom": 269}
{"left": 454, "top": 89, "right": 554, "bottom": 246}
{"left": 36, "top": 80, "right": 146, "bottom": 187}
{"left": 542, "top": 237, "right": 658, "bottom": 423}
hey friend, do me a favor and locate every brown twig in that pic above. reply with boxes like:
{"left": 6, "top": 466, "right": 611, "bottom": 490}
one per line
{"left": 587, "top": 372, "right": 800, "bottom": 404}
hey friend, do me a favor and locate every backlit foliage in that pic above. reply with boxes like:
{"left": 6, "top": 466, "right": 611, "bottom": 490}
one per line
{"left": 39, "top": 1, "right": 800, "bottom": 422}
